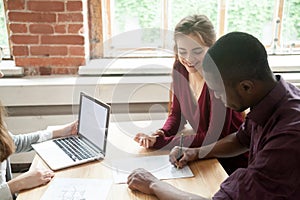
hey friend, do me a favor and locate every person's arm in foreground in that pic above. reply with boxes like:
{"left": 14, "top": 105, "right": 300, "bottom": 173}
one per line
{"left": 127, "top": 168, "right": 208, "bottom": 200}
{"left": 3, "top": 121, "right": 78, "bottom": 199}
{"left": 128, "top": 133, "right": 247, "bottom": 200}
{"left": 7, "top": 169, "right": 54, "bottom": 195}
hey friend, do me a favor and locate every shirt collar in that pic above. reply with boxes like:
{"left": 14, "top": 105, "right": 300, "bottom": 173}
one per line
{"left": 247, "top": 75, "right": 286, "bottom": 126}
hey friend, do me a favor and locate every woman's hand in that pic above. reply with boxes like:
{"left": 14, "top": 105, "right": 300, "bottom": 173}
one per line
{"left": 134, "top": 129, "right": 165, "bottom": 148}
{"left": 133, "top": 129, "right": 164, "bottom": 148}
{"left": 134, "top": 133, "right": 158, "bottom": 148}
{"left": 52, "top": 120, "right": 78, "bottom": 138}
{"left": 151, "top": 129, "right": 165, "bottom": 137}
{"left": 8, "top": 169, "right": 55, "bottom": 194}
{"left": 169, "top": 146, "right": 199, "bottom": 168}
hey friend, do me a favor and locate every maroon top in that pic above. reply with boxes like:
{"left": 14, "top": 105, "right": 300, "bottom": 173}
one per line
{"left": 214, "top": 75, "right": 300, "bottom": 199}
{"left": 153, "top": 61, "right": 248, "bottom": 173}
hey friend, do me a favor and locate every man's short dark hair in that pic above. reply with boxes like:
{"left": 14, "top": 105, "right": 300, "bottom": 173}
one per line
{"left": 203, "top": 32, "right": 272, "bottom": 85}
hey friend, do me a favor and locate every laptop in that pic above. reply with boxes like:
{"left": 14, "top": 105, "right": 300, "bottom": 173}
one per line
{"left": 32, "top": 92, "right": 110, "bottom": 170}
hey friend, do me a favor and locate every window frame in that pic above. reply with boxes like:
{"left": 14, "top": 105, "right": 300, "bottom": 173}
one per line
{"left": 0, "top": 0, "right": 12, "bottom": 60}
{"left": 97, "top": 0, "right": 300, "bottom": 59}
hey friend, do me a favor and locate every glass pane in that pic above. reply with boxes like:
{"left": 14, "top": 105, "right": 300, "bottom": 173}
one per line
{"left": 281, "top": 0, "right": 300, "bottom": 53}
{"left": 169, "top": 0, "right": 218, "bottom": 32}
{"left": 226, "top": 0, "right": 276, "bottom": 46}
{"left": 110, "top": 0, "right": 162, "bottom": 49}
{"left": 0, "top": 1, "right": 10, "bottom": 58}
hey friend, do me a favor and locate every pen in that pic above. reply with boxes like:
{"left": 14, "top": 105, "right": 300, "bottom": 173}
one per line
{"left": 177, "top": 133, "right": 184, "bottom": 169}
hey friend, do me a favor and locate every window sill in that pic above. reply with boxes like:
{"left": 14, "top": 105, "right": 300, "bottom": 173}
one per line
{"left": 1, "top": 55, "right": 299, "bottom": 77}
{"left": 79, "top": 55, "right": 300, "bottom": 76}
{"left": 268, "top": 55, "right": 300, "bottom": 72}
{"left": 0, "top": 75, "right": 172, "bottom": 106}
{"left": 0, "top": 60, "right": 24, "bottom": 77}
{"left": 79, "top": 57, "right": 174, "bottom": 75}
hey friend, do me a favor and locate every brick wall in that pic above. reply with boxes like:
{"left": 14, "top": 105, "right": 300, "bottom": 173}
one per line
{"left": 6, "top": 0, "right": 86, "bottom": 75}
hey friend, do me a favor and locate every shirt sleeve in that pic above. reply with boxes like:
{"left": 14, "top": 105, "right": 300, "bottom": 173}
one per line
{"left": 213, "top": 131, "right": 300, "bottom": 199}
{"left": 11, "top": 129, "right": 53, "bottom": 153}
{"left": 153, "top": 102, "right": 244, "bottom": 150}
{"left": 0, "top": 183, "right": 13, "bottom": 200}
{"left": 236, "top": 120, "right": 251, "bottom": 148}
{"left": 161, "top": 93, "right": 186, "bottom": 136}
{"left": 152, "top": 132, "right": 205, "bottom": 149}
{"left": 37, "top": 129, "right": 53, "bottom": 142}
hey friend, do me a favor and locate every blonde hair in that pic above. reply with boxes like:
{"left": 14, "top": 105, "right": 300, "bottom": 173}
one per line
{"left": 0, "top": 102, "right": 15, "bottom": 162}
{"left": 174, "top": 15, "right": 216, "bottom": 56}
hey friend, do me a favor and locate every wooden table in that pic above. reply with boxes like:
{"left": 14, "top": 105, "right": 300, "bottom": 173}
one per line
{"left": 17, "top": 120, "right": 228, "bottom": 200}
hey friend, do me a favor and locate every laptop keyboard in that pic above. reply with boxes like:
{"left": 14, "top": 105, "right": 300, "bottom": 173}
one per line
{"left": 54, "top": 137, "right": 98, "bottom": 162}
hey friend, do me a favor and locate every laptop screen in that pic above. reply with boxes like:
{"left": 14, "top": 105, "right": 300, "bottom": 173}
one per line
{"left": 78, "top": 93, "right": 110, "bottom": 153}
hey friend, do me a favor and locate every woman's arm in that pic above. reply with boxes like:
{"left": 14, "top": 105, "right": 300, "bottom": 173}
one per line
{"left": 133, "top": 94, "right": 186, "bottom": 149}
{"left": 8, "top": 169, "right": 54, "bottom": 195}
{"left": 11, "top": 120, "right": 77, "bottom": 153}
{"left": 161, "top": 93, "right": 186, "bottom": 137}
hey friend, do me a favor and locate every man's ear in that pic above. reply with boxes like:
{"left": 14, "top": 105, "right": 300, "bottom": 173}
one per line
{"left": 238, "top": 80, "right": 255, "bottom": 94}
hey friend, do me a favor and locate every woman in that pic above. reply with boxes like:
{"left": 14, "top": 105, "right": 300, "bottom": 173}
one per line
{"left": 0, "top": 70, "right": 78, "bottom": 200}
{"left": 134, "top": 15, "right": 248, "bottom": 174}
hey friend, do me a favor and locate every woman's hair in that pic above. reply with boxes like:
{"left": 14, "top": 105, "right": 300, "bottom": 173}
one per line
{"left": 168, "top": 15, "right": 216, "bottom": 113}
{"left": 173, "top": 14, "right": 216, "bottom": 57}
{"left": 0, "top": 102, "right": 15, "bottom": 162}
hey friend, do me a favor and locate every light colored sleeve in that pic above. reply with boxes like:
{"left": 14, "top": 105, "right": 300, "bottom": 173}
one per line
{"left": 11, "top": 129, "right": 53, "bottom": 154}
{"left": 0, "top": 183, "right": 13, "bottom": 200}
{"left": 0, "top": 161, "right": 13, "bottom": 200}
{"left": 37, "top": 130, "right": 53, "bottom": 142}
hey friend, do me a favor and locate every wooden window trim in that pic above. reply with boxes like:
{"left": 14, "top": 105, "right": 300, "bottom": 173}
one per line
{"left": 88, "top": 0, "right": 104, "bottom": 58}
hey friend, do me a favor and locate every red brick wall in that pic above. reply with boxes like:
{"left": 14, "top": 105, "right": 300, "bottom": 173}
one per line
{"left": 7, "top": 0, "right": 86, "bottom": 75}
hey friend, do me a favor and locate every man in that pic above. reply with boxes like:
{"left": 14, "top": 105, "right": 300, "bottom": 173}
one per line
{"left": 127, "top": 32, "right": 300, "bottom": 199}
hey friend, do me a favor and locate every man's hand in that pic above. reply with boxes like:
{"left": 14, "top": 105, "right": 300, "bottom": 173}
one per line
{"left": 169, "top": 146, "right": 199, "bottom": 168}
{"left": 127, "top": 168, "right": 160, "bottom": 194}
{"left": 127, "top": 167, "right": 207, "bottom": 200}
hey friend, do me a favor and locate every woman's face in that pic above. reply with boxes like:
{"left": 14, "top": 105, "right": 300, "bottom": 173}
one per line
{"left": 176, "top": 33, "right": 209, "bottom": 74}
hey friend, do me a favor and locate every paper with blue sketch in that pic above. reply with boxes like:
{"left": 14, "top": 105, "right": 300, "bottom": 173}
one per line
{"left": 112, "top": 155, "right": 194, "bottom": 183}
{"left": 40, "top": 178, "right": 112, "bottom": 200}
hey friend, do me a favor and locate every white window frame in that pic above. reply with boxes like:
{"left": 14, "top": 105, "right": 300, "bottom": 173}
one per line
{"left": 101, "top": 0, "right": 300, "bottom": 58}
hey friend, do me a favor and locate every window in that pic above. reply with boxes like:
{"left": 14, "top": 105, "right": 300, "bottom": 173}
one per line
{"left": 0, "top": 1, "right": 11, "bottom": 59}
{"left": 225, "top": 0, "right": 276, "bottom": 46}
{"left": 102, "top": 0, "right": 300, "bottom": 57}
{"left": 102, "top": 0, "right": 218, "bottom": 57}
{"left": 281, "top": 0, "right": 300, "bottom": 53}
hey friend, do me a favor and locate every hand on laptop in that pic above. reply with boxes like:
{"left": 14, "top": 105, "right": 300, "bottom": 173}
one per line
{"left": 52, "top": 120, "right": 78, "bottom": 138}
{"left": 8, "top": 168, "right": 54, "bottom": 194}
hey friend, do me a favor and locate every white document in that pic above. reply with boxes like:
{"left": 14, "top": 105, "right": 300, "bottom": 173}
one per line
{"left": 41, "top": 178, "right": 112, "bottom": 200}
{"left": 111, "top": 155, "right": 194, "bottom": 183}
